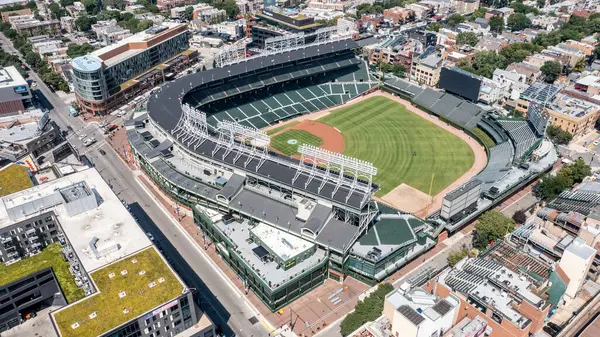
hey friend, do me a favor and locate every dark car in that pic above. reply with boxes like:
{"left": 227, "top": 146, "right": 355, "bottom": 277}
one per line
{"left": 99, "top": 149, "right": 106, "bottom": 155}
{"left": 548, "top": 322, "right": 562, "bottom": 332}
{"left": 543, "top": 326, "right": 558, "bottom": 337}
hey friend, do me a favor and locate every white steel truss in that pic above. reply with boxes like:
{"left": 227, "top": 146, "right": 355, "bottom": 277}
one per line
{"left": 213, "top": 120, "right": 270, "bottom": 170}
{"left": 315, "top": 26, "right": 338, "bottom": 44}
{"left": 215, "top": 45, "right": 246, "bottom": 68}
{"left": 337, "top": 18, "right": 355, "bottom": 37}
{"left": 293, "top": 145, "right": 377, "bottom": 203}
{"left": 265, "top": 33, "right": 305, "bottom": 54}
{"left": 172, "top": 104, "right": 209, "bottom": 150}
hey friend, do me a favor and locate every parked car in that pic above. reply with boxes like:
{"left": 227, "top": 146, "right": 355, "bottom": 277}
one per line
{"left": 99, "top": 149, "right": 106, "bottom": 155}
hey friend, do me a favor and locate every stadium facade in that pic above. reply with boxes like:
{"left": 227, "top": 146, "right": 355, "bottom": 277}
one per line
{"left": 128, "top": 39, "right": 437, "bottom": 311}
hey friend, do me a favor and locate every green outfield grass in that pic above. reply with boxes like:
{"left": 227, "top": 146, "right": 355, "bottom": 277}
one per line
{"left": 271, "top": 129, "right": 323, "bottom": 156}
{"left": 318, "top": 96, "right": 474, "bottom": 196}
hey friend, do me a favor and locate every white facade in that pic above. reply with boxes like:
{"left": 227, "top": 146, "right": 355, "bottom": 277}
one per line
{"left": 493, "top": 69, "right": 528, "bottom": 101}
{"left": 558, "top": 238, "right": 595, "bottom": 299}
{"left": 384, "top": 288, "right": 460, "bottom": 337}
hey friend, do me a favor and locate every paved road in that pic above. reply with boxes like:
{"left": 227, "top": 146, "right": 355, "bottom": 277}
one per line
{"left": 0, "top": 32, "right": 268, "bottom": 337}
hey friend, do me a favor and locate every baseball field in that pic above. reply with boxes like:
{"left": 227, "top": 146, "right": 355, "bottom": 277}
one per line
{"left": 269, "top": 95, "right": 476, "bottom": 198}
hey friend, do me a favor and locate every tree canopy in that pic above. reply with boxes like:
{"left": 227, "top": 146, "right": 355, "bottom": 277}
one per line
{"left": 75, "top": 14, "right": 97, "bottom": 31}
{"left": 489, "top": 16, "right": 504, "bottom": 34}
{"left": 340, "top": 283, "right": 394, "bottom": 336}
{"left": 540, "top": 61, "right": 562, "bottom": 83}
{"left": 456, "top": 32, "right": 479, "bottom": 46}
{"left": 447, "top": 14, "right": 465, "bottom": 27}
{"left": 458, "top": 51, "right": 508, "bottom": 79}
{"left": 474, "top": 210, "right": 515, "bottom": 250}
{"left": 213, "top": 0, "right": 240, "bottom": 18}
{"left": 448, "top": 248, "right": 468, "bottom": 267}
{"left": 535, "top": 159, "right": 591, "bottom": 200}
{"left": 507, "top": 13, "right": 532, "bottom": 31}
{"left": 546, "top": 124, "right": 573, "bottom": 144}
{"left": 499, "top": 42, "right": 542, "bottom": 64}
{"left": 512, "top": 210, "right": 528, "bottom": 224}
{"left": 67, "top": 43, "right": 95, "bottom": 58}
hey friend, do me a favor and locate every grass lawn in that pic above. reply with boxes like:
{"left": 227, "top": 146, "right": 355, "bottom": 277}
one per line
{"left": 266, "top": 121, "right": 299, "bottom": 135}
{"left": 318, "top": 96, "right": 474, "bottom": 196}
{"left": 54, "top": 247, "right": 183, "bottom": 337}
{"left": 271, "top": 129, "right": 323, "bottom": 156}
{"left": 0, "top": 164, "right": 33, "bottom": 197}
{"left": 0, "top": 243, "right": 85, "bottom": 303}
{"left": 471, "top": 127, "right": 496, "bottom": 148}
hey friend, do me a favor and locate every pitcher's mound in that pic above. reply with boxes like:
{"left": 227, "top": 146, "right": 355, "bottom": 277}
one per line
{"left": 381, "top": 184, "right": 431, "bottom": 214}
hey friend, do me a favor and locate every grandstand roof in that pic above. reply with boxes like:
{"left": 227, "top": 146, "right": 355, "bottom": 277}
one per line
{"left": 149, "top": 39, "right": 358, "bottom": 133}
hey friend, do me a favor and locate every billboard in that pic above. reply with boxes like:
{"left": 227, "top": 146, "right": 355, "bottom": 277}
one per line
{"left": 438, "top": 67, "right": 482, "bottom": 102}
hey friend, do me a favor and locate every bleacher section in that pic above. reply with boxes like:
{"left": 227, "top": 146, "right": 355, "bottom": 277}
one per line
{"left": 186, "top": 60, "right": 378, "bottom": 129}
{"left": 384, "top": 78, "right": 487, "bottom": 130}
{"left": 477, "top": 118, "right": 509, "bottom": 144}
{"left": 474, "top": 141, "right": 514, "bottom": 188}
{"left": 497, "top": 120, "right": 540, "bottom": 161}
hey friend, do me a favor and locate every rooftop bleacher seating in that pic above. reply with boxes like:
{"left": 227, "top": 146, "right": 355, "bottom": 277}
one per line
{"left": 497, "top": 120, "right": 540, "bottom": 160}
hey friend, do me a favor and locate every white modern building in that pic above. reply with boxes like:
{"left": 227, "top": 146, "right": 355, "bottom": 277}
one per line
{"left": 558, "top": 238, "right": 596, "bottom": 299}
{"left": 383, "top": 287, "right": 460, "bottom": 337}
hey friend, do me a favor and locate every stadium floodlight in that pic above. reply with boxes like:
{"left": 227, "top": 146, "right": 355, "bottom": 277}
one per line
{"left": 215, "top": 45, "right": 247, "bottom": 68}
{"left": 265, "top": 33, "right": 305, "bottom": 54}
{"left": 214, "top": 120, "right": 270, "bottom": 170}
{"left": 293, "top": 145, "right": 377, "bottom": 201}
{"left": 173, "top": 104, "right": 209, "bottom": 150}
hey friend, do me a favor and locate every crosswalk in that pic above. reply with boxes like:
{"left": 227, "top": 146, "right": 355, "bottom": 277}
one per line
{"left": 78, "top": 140, "right": 107, "bottom": 157}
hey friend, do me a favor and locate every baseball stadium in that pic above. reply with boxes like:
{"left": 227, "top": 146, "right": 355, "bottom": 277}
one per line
{"left": 127, "top": 37, "right": 558, "bottom": 311}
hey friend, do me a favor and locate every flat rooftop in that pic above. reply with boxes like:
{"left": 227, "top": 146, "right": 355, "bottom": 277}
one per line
{"left": 52, "top": 246, "right": 185, "bottom": 337}
{"left": 0, "top": 66, "right": 27, "bottom": 88}
{"left": 0, "top": 168, "right": 152, "bottom": 272}
{"left": 0, "top": 243, "right": 84, "bottom": 303}
{"left": 0, "top": 122, "right": 39, "bottom": 144}
{"left": 548, "top": 94, "right": 599, "bottom": 118}
{"left": 0, "top": 164, "right": 33, "bottom": 197}
{"left": 251, "top": 222, "right": 314, "bottom": 261}
{"left": 212, "top": 215, "right": 326, "bottom": 289}
{"left": 91, "top": 22, "right": 185, "bottom": 67}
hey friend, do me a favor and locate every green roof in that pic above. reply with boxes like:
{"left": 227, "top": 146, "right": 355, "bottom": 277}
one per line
{"left": 359, "top": 216, "right": 417, "bottom": 246}
{"left": 53, "top": 247, "right": 184, "bottom": 337}
{"left": 0, "top": 164, "right": 33, "bottom": 197}
{"left": 0, "top": 243, "right": 85, "bottom": 303}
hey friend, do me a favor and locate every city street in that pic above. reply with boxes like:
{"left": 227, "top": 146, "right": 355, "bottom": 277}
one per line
{"left": 0, "top": 32, "right": 270, "bottom": 337}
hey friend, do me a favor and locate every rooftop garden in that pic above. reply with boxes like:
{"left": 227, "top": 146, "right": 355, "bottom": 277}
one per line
{"left": 53, "top": 247, "right": 183, "bottom": 337}
{"left": 0, "top": 243, "right": 85, "bottom": 303}
{"left": 0, "top": 164, "right": 33, "bottom": 197}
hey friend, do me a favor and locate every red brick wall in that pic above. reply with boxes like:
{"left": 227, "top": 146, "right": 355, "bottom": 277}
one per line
{"left": 0, "top": 99, "right": 25, "bottom": 116}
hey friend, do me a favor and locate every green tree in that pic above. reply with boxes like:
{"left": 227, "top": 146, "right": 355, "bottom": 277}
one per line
{"left": 458, "top": 51, "right": 508, "bottom": 79}
{"left": 213, "top": 0, "right": 240, "bottom": 18}
{"left": 512, "top": 210, "right": 527, "bottom": 224}
{"left": 499, "top": 42, "right": 541, "bottom": 64}
{"left": 427, "top": 22, "right": 441, "bottom": 32}
{"left": 537, "top": 0, "right": 545, "bottom": 7}
{"left": 540, "top": 61, "right": 562, "bottom": 83}
{"left": 456, "top": 32, "right": 479, "bottom": 46}
{"left": 536, "top": 172, "right": 572, "bottom": 200}
{"left": 136, "top": 19, "right": 153, "bottom": 32}
{"left": 510, "top": 2, "right": 539, "bottom": 14}
{"left": 489, "top": 16, "right": 504, "bottom": 33}
{"left": 24, "top": 51, "right": 42, "bottom": 68}
{"left": 75, "top": 14, "right": 97, "bottom": 31}
{"left": 60, "top": 0, "right": 76, "bottom": 6}
{"left": 97, "top": 10, "right": 122, "bottom": 21}
{"left": 447, "top": 14, "right": 465, "bottom": 27}
{"left": 448, "top": 248, "right": 469, "bottom": 267}
{"left": 82, "top": 0, "right": 100, "bottom": 15}
{"left": 66, "top": 43, "right": 95, "bottom": 58}
{"left": 4, "top": 28, "right": 18, "bottom": 39}
{"left": 474, "top": 210, "right": 515, "bottom": 250}
{"left": 48, "top": 2, "right": 66, "bottom": 20}
{"left": 470, "top": 7, "right": 488, "bottom": 21}
{"left": 340, "top": 283, "right": 394, "bottom": 336}
{"left": 546, "top": 124, "right": 572, "bottom": 144}
{"left": 507, "top": 13, "right": 532, "bottom": 31}
{"left": 573, "top": 59, "right": 586, "bottom": 72}
{"left": 570, "top": 158, "right": 592, "bottom": 183}
{"left": 183, "top": 6, "right": 194, "bottom": 21}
